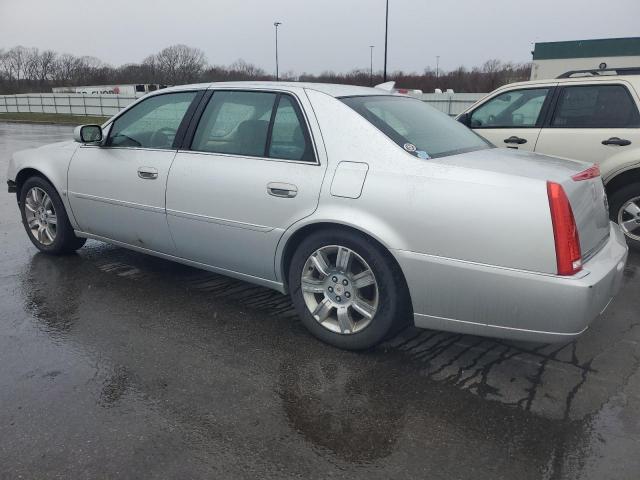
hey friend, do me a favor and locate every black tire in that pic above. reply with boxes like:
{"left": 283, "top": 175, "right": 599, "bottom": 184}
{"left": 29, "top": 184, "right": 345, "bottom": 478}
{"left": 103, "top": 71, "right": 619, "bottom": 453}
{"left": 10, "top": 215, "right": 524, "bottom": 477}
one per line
{"left": 609, "top": 182, "right": 640, "bottom": 251}
{"left": 288, "top": 229, "right": 411, "bottom": 350}
{"left": 19, "top": 176, "right": 86, "bottom": 255}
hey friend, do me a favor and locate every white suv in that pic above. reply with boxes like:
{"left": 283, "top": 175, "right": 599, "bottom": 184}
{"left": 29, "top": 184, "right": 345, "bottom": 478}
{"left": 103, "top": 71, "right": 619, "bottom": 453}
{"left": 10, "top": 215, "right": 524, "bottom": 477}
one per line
{"left": 457, "top": 68, "right": 640, "bottom": 249}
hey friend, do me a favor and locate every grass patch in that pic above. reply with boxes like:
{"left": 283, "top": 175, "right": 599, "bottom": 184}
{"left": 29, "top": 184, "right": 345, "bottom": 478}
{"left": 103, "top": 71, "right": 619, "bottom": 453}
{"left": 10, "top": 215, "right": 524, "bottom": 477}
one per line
{"left": 0, "top": 112, "right": 109, "bottom": 125}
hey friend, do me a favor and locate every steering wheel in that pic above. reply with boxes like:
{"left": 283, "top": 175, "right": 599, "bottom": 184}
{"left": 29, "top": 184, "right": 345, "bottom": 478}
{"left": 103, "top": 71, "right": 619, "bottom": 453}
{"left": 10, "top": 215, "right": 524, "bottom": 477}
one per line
{"left": 150, "top": 127, "right": 177, "bottom": 148}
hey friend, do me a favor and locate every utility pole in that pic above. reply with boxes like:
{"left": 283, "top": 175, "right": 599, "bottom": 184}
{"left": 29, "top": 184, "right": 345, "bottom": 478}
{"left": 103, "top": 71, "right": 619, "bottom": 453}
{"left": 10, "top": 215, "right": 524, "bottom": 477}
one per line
{"left": 369, "top": 45, "right": 375, "bottom": 86}
{"left": 383, "top": 0, "right": 389, "bottom": 82}
{"left": 274, "top": 21, "right": 282, "bottom": 81}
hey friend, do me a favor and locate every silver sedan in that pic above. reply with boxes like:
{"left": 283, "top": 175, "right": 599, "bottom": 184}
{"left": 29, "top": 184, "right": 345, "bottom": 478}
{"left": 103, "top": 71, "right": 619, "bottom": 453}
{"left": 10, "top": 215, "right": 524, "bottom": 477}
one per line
{"left": 6, "top": 82, "right": 628, "bottom": 350}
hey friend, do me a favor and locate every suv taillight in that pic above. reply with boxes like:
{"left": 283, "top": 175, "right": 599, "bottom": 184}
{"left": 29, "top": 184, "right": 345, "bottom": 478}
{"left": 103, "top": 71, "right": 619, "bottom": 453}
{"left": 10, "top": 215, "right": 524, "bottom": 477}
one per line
{"left": 547, "top": 181, "right": 582, "bottom": 276}
{"left": 571, "top": 164, "right": 600, "bottom": 181}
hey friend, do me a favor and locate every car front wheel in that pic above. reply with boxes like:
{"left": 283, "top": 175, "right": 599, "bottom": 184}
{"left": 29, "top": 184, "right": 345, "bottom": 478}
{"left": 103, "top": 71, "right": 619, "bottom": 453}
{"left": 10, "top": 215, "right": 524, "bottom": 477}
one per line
{"left": 19, "top": 176, "right": 86, "bottom": 254}
{"left": 288, "top": 229, "right": 410, "bottom": 350}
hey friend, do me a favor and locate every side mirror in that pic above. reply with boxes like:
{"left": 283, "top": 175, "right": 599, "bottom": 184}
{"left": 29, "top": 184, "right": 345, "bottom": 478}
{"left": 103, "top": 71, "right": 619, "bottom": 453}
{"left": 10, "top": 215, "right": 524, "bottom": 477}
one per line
{"left": 457, "top": 112, "right": 471, "bottom": 127}
{"left": 73, "top": 125, "right": 103, "bottom": 143}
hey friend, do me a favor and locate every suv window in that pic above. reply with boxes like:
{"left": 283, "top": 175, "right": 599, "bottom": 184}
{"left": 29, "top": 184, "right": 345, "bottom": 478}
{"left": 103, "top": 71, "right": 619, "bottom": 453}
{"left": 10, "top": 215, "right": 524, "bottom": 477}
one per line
{"left": 551, "top": 85, "right": 640, "bottom": 128}
{"left": 192, "top": 91, "right": 315, "bottom": 162}
{"left": 470, "top": 88, "right": 549, "bottom": 128}
{"left": 107, "top": 92, "right": 197, "bottom": 149}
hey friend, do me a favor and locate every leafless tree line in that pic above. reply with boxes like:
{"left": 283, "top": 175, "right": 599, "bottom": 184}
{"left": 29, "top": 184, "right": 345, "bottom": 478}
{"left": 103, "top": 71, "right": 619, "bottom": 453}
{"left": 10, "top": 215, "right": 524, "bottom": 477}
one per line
{"left": 0, "top": 44, "right": 530, "bottom": 94}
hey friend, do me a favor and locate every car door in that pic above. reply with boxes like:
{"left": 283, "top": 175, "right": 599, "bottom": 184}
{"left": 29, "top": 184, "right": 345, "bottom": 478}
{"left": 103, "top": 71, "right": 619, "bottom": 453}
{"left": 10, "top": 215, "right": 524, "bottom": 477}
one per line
{"left": 166, "top": 89, "right": 326, "bottom": 281}
{"left": 534, "top": 82, "right": 640, "bottom": 168}
{"left": 466, "top": 86, "right": 555, "bottom": 151}
{"left": 68, "top": 90, "right": 200, "bottom": 254}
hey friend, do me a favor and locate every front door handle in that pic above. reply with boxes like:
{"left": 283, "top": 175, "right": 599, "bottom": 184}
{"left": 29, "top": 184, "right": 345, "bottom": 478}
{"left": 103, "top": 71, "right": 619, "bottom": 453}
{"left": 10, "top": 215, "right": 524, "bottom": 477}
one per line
{"left": 602, "top": 137, "right": 631, "bottom": 146}
{"left": 504, "top": 136, "right": 527, "bottom": 145}
{"left": 267, "top": 182, "right": 298, "bottom": 198}
{"left": 138, "top": 167, "right": 158, "bottom": 179}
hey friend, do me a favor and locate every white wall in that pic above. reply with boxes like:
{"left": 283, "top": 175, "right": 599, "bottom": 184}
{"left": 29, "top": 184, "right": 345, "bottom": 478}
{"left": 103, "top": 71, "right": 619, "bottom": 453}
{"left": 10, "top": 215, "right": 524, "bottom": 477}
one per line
{"left": 0, "top": 93, "right": 140, "bottom": 117}
{"left": 531, "top": 56, "right": 640, "bottom": 80}
{"left": 0, "top": 92, "right": 486, "bottom": 118}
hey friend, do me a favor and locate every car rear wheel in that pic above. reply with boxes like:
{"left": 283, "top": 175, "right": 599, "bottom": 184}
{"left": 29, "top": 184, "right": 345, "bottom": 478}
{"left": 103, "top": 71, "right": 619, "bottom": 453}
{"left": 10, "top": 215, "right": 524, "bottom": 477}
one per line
{"left": 609, "top": 182, "right": 640, "bottom": 251}
{"left": 19, "top": 176, "right": 86, "bottom": 254}
{"left": 288, "top": 229, "right": 410, "bottom": 350}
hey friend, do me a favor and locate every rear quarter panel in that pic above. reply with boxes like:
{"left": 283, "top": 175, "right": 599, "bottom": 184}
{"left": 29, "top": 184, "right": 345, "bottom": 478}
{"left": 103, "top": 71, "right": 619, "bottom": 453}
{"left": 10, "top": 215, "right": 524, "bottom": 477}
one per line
{"left": 290, "top": 89, "right": 558, "bottom": 276}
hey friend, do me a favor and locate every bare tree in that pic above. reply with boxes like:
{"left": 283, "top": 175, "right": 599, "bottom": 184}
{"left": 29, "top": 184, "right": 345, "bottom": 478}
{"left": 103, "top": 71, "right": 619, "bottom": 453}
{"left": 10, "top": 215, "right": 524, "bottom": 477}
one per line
{"left": 0, "top": 43, "right": 531, "bottom": 95}
{"left": 23, "top": 47, "right": 41, "bottom": 81}
{"left": 37, "top": 50, "right": 58, "bottom": 83}
{"left": 5, "top": 46, "right": 28, "bottom": 82}
{"left": 152, "top": 44, "right": 206, "bottom": 84}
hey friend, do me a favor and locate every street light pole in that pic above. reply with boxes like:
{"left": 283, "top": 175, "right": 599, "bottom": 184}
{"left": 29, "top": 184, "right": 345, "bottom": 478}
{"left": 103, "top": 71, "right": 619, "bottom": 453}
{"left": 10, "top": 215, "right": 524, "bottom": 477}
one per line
{"left": 383, "top": 0, "right": 389, "bottom": 82}
{"left": 274, "top": 21, "right": 282, "bottom": 81}
{"left": 369, "top": 45, "right": 375, "bottom": 86}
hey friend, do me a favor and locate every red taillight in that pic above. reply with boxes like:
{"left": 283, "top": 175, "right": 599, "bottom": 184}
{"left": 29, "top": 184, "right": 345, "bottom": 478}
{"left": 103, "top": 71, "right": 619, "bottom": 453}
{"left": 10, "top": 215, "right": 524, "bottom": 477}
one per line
{"left": 547, "top": 182, "right": 582, "bottom": 276}
{"left": 571, "top": 164, "right": 600, "bottom": 181}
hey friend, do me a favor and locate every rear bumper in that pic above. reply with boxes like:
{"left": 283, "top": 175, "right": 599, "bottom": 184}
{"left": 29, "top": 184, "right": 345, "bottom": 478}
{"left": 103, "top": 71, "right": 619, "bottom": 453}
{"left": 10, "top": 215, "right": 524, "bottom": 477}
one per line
{"left": 395, "top": 222, "right": 628, "bottom": 343}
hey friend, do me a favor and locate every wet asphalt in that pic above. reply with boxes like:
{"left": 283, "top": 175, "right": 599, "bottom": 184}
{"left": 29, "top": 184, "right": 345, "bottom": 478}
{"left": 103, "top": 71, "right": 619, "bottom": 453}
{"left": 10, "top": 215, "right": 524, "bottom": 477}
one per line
{"left": 0, "top": 122, "right": 639, "bottom": 480}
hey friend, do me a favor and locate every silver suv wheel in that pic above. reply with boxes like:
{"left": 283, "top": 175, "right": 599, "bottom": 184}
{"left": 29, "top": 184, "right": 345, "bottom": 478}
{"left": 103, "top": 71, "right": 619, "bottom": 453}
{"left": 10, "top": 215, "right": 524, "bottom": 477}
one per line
{"left": 301, "top": 245, "right": 379, "bottom": 335}
{"left": 617, "top": 196, "right": 640, "bottom": 242}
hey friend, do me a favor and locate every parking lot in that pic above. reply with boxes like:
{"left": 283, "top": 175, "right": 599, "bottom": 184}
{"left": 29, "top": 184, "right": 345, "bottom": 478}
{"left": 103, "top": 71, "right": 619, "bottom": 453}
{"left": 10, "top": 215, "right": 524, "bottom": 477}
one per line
{"left": 1, "top": 122, "right": 639, "bottom": 479}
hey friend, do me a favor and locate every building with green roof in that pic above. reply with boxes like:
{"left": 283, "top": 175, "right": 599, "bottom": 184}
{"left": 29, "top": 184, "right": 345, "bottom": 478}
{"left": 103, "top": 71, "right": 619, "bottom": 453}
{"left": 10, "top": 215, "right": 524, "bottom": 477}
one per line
{"left": 530, "top": 37, "right": 640, "bottom": 80}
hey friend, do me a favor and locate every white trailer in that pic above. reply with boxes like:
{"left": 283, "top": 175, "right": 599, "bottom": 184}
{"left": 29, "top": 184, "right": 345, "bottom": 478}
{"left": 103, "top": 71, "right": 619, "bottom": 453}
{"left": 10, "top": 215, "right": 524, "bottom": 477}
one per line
{"left": 52, "top": 84, "right": 167, "bottom": 95}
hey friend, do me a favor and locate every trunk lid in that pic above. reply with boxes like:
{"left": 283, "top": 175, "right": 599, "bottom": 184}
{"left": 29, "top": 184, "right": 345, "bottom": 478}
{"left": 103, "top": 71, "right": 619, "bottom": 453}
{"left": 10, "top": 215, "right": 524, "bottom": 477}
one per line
{"left": 435, "top": 148, "right": 611, "bottom": 262}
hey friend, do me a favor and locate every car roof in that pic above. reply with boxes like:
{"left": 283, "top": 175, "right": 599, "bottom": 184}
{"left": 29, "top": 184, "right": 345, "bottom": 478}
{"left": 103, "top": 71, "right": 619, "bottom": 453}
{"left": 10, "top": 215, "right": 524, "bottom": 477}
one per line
{"left": 158, "top": 81, "right": 390, "bottom": 98}
{"left": 498, "top": 75, "right": 640, "bottom": 89}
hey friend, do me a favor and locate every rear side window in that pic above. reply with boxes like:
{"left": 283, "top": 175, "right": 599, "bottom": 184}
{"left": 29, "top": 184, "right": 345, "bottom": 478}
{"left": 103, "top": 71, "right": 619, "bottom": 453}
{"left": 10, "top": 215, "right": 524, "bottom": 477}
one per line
{"left": 192, "top": 91, "right": 276, "bottom": 157}
{"left": 551, "top": 85, "right": 640, "bottom": 128}
{"left": 191, "top": 91, "right": 315, "bottom": 162}
{"left": 342, "top": 95, "right": 490, "bottom": 159}
{"left": 268, "top": 96, "right": 314, "bottom": 162}
{"left": 470, "top": 88, "right": 550, "bottom": 128}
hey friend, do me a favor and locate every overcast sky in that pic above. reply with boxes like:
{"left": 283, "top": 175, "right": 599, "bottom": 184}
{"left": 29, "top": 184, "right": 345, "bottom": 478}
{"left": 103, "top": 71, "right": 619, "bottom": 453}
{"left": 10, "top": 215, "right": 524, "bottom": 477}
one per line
{"left": 1, "top": 0, "right": 639, "bottom": 74}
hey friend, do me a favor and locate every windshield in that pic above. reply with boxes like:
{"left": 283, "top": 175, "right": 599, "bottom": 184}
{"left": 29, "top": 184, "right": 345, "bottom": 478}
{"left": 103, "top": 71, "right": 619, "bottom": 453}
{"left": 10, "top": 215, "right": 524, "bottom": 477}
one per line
{"left": 341, "top": 95, "right": 491, "bottom": 159}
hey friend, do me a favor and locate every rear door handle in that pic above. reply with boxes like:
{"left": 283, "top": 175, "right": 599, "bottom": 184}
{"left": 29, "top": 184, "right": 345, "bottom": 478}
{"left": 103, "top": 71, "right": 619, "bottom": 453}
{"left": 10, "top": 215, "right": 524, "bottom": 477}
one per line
{"left": 602, "top": 137, "right": 631, "bottom": 146}
{"left": 138, "top": 167, "right": 158, "bottom": 179}
{"left": 504, "top": 136, "right": 527, "bottom": 145}
{"left": 267, "top": 182, "right": 298, "bottom": 198}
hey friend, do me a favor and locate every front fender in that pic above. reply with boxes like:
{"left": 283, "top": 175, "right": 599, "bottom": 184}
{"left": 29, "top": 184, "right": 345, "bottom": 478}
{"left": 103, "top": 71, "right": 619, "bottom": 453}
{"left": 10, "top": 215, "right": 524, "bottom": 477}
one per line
{"left": 8, "top": 140, "right": 80, "bottom": 228}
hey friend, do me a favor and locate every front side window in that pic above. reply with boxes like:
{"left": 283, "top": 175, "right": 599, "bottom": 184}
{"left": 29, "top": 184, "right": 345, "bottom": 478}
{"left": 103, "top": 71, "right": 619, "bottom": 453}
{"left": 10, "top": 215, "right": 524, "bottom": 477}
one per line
{"left": 341, "top": 95, "right": 490, "bottom": 159}
{"left": 191, "top": 91, "right": 315, "bottom": 162}
{"left": 470, "top": 88, "right": 549, "bottom": 128}
{"left": 551, "top": 85, "right": 640, "bottom": 128}
{"left": 107, "top": 92, "right": 197, "bottom": 149}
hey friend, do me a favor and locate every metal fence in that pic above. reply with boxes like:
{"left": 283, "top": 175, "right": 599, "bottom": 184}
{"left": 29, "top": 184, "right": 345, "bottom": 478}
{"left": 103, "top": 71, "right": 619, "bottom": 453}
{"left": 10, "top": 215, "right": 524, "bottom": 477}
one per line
{"left": 421, "top": 92, "right": 484, "bottom": 116}
{"left": 0, "top": 93, "right": 143, "bottom": 117}
{"left": 0, "top": 91, "right": 485, "bottom": 118}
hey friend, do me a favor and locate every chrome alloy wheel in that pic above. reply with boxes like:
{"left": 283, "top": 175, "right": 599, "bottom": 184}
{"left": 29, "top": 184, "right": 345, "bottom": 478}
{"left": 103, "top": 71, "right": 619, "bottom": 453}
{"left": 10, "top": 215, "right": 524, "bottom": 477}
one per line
{"left": 301, "top": 245, "right": 379, "bottom": 335}
{"left": 24, "top": 187, "right": 57, "bottom": 246}
{"left": 618, "top": 196, "right": 640, "bottom": 242}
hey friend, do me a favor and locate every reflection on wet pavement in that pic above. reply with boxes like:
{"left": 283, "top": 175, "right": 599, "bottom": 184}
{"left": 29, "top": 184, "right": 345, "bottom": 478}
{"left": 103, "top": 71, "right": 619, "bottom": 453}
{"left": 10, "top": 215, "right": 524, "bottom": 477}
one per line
{"left": 2, "top": 123, "right": 640, "bottom": 479}
{"left": 279, "top": 358, "right": 407, "bottom": 462}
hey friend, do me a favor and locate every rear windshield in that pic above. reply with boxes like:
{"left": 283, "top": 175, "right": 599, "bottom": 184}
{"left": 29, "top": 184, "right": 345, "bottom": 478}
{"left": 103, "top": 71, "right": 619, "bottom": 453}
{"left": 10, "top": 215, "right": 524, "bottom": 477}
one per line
{"left": 341, "top": 95, "right": 491, "bottom": 159}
